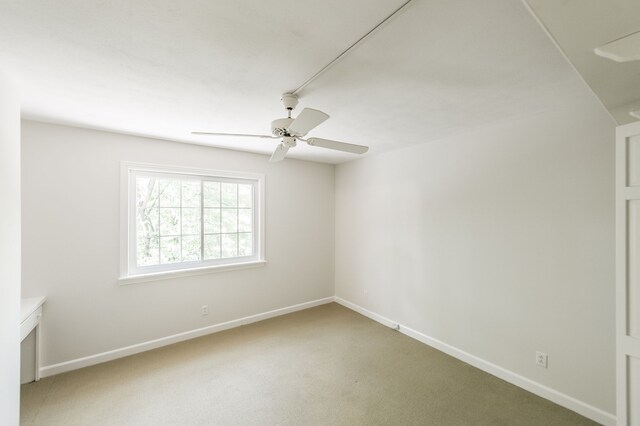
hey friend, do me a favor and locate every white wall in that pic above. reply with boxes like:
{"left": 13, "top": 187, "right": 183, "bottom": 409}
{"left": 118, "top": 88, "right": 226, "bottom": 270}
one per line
{"left": 19, "top": 93, "right": 617, "bottom": 418}
{"left": 0, "top": 72, "right": 21, "bottom": 425}
{"left": 21, "top": 121, "right": 334, "bottom": 367}
{"left": 335, "top": 97, "right": 616, "bottom": 415}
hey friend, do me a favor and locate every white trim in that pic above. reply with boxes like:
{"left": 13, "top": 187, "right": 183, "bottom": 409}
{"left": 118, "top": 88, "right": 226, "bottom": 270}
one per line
{"left": 40, "top": 296, "right": 334, "bottom": 378}
{"left": 118, "top": 260, "right": 267, "bottom": 285}
{"left": 616, "top": 120, "right": 640, "bottom": 426}
{"left": 121, "top": 161, "right": 265, "bottom": 181}
{"left": 119, "top": 162, "right": 129, "bottom": 277}
{"left": 334, "top": 297, "right": 616, "bottom": 426}
{"left": 616, "top": 124, "right": 627, "bottom": 426}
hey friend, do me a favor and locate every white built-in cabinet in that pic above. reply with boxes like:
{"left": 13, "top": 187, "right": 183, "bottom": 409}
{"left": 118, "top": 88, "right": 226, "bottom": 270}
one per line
{"left": 616, "top": 121, "right": 640, "bottom": 426}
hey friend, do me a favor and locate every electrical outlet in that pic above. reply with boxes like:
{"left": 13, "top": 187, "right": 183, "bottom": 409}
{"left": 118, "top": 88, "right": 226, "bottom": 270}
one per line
{"left": 201, "top": 305, "right": 208, "bottom": 316}
{"left": 535, "top": 351, "right": 548, "bottom": 368}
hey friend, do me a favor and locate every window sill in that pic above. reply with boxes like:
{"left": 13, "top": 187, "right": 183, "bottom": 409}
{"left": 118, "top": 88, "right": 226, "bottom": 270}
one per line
{"left": 118, "top": 260, "right": 267, "bottom": 285}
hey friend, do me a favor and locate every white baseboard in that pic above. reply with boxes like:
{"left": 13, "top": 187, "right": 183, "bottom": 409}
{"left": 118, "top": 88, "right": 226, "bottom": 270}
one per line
{"left": 334, "top": 296, "right": 616, "bottom": 426}
{"left": 40, "top": 297, "right": 334, "bottom": 378}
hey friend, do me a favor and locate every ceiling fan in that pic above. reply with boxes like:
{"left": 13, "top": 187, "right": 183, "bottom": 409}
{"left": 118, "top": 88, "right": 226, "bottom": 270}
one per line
{"left": 192, "top": 93, "right": 369, "bottom": 162}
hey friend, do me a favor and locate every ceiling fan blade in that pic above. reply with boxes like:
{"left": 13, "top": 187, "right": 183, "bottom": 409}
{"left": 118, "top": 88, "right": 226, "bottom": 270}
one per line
{"left": 306, "top": 137, "right": 369, "bottom": 154}
{"left": 287, "top": 108, "right": 329, "bottom": 136}
{"left": 192, "top": 132, "right": 277, "bottom": 139}
{"left": 269, "top": 143, "right": 289, "bottom": 162}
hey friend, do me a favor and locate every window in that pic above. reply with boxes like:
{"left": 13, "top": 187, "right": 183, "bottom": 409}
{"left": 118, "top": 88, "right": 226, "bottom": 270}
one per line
{"left": 120, "top": 162, "right": 264, "bottom": 281}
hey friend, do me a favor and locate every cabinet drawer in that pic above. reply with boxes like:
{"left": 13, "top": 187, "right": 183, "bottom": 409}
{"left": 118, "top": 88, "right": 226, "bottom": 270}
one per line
{"left": 20, "top": 306, "right": 42, "bottom": 341}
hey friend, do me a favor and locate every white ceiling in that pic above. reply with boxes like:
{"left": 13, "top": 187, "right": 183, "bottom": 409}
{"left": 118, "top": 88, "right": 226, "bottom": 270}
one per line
{"left": 0, "top": 0, "right": 589, "bottom": 163}
{"left": 524, "top": 0, "right": 640, "bottom": 126}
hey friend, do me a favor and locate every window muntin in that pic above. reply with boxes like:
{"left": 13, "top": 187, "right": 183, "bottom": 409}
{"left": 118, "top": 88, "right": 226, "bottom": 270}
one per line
{"left": 124, "top": 164, "right": 263, "bottom": 278}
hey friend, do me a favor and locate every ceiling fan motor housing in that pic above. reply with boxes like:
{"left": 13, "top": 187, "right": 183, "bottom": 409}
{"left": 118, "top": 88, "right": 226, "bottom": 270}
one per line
{"left": 271, "top": 117, "right": 294, "bottom": 137}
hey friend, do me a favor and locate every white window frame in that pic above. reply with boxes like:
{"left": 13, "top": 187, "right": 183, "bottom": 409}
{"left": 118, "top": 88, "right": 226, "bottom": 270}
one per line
{"left": 119, "top": 161, "right": 265, "bottom": 284}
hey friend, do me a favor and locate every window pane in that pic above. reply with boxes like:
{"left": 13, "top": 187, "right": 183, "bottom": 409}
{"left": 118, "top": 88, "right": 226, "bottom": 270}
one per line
{"left": 137, "top": 235, "right": 159, "bottom": 266}
{"left": 221, "top": 183, "right": 237, "bottom": 207}
{"left": 221, "top": 208, "right": 238, "bottom": 233}
{"left": 182, "top": 235, "right": 201, "bottom": 261}
{"left": 238, "top": 208, "right": 252, "bottom": 232}
{"left": 203, "top": 181, "right": 220, "bottom": 207}
{"left": 238, "top": 233, "right": 252, "bottom": 256}
{"left": 136, "top": 177, "right": 160, "bottom": 240}
{"left": 160, "top": 236, "right": 181, "bottom": 264}
{"left": 160, "top": 208, "right": 180, "bottom": 236}
{"left": 204, "top": 234, "right": 221, "bottom": 260}
{"left": 204, "top": 208, "right": 220, "bottom": 233}
{"left": 238, "top": 184, "right": 252, "bottom": 208}
{"left": 136, "top": 177, "right": 159, "bottom": 209}
{"left": 182, "top": 180, "right": 201, "bottom": 207}
{"left": 182, "top": 208, "right": 200, "bottom": 235}
{"left": 221, "top": 234, "right": 238, "bottom": 258}
{"left": 137, "top": 207, "right": 159, "bottom": 237}
{"left": 159, "top": 179, "right": 180, "bottom": 207}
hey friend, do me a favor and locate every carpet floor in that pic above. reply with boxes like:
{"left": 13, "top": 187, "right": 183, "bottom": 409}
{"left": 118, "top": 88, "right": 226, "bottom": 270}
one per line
{"left": 21, "top": 303, "right": 596, "bottom": 425}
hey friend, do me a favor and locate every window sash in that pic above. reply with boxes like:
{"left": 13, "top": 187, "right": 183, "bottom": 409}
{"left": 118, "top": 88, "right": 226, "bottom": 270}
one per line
{"left": 122, "top": 162, "right": 264, "bottom": 278}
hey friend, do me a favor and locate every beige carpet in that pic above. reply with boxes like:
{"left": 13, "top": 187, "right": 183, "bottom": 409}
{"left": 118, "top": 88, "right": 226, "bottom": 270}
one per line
{"left": 21, "top": 303, "right": 596, "bottom": 425}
